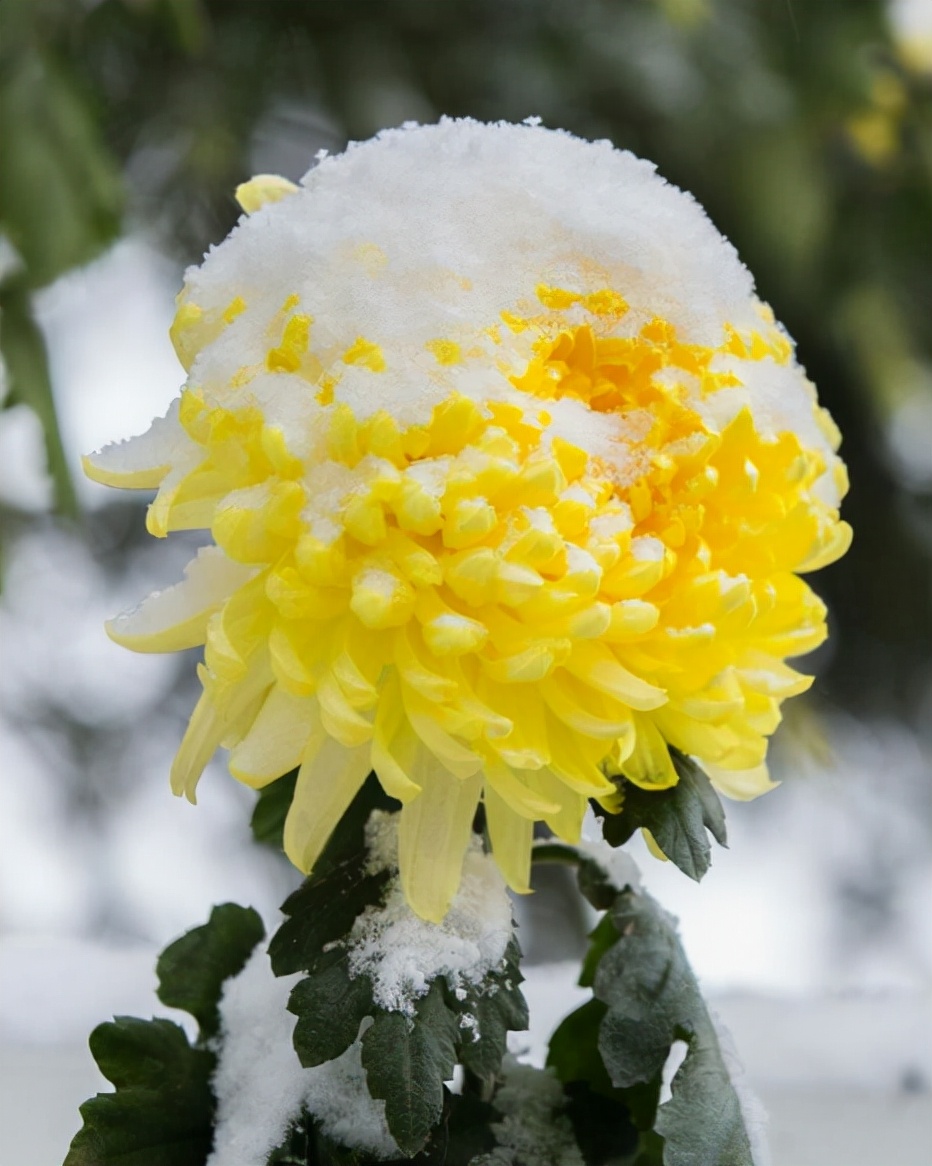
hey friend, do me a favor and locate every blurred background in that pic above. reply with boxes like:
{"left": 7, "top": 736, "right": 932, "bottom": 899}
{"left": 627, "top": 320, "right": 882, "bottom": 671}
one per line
{"left": 0, "top": 1, "right": 930, "bottom": 1163}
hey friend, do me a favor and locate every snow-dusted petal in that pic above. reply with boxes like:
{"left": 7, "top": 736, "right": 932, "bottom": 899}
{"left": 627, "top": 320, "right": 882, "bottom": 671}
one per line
{"left": 82, "top": 399, "right": 189, "bottom": 488}
{"left": 106, "top": 545, "right": 256, "bottom": 653}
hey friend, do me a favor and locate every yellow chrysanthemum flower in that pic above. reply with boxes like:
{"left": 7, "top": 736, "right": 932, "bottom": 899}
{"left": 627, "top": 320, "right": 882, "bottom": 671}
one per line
{"left": 86, "top": 120, "right": 850, "bottom": 922}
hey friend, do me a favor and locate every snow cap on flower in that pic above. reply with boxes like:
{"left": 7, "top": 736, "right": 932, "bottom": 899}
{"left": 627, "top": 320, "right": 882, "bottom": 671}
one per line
{"left": 85, "top": 119, "right": 850, "bottom": 922}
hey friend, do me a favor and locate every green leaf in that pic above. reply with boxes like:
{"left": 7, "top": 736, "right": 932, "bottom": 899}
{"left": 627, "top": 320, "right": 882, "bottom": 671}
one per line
{"left": 548, "top": 997, "right": 659, "bottom": 1159}
{"left": 548, "top": 998, "right": 614, "bottom": 1094}
{"left": 454, "top": 937, "right": 528, "bottom": 1088}
{"left": 562, "top": 1080, "right": 643, "bottom": 1166}
{"left": 598, "top": 751, "right": 727, "bottom": 881}
{"left": 580, "top": 915, "right": 622, "bottom": 989}
{"left": 156, "top": 902, "right": 265, "bottom": 1040}
{"left": 0, "top": 47, "right": 123, "bottom": 287}
{"left": 64, "top": 1017, "right": 214, "bottom": 1166}
{"left": 595, "top": 895, "right": 696, "bottom": 1087}
{"left": 289, "top": 948, "right": 375, "bottom": 1068}
{"left": 270, "top": 773, "right": 525, "bottom": 1151}
{"left": 0, "top": 281, "right": 77, "bottom": 516}
{"left": 445, "top": 1094, "right": 498, "bottom": 1166}
{"left": 361, "top": 979, "right": 458, "bottom": 1157}
{"left": 269, "top": 773, "right": 395, "bottom": 978}
{"left": 594, "top": 891, "right": 754, "bottom": 1166}
{"left": 250, "top": 768, "right": 298, "bottom": 850}
{"left": 655, "top": 1037, "right": 754, "bottom": 1166}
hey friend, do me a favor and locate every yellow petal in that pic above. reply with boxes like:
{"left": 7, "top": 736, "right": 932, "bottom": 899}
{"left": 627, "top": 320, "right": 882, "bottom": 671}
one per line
{"left": 565, "top": 642, "right": 667, "bottom": 711}
{"left": 229, "top": 685, "right": 314, "bottom": 787}
{"left": 398, "top": 767, "right": 482, "bottom": 922}
{"left": 371, "top": 671, "right": 423, "bottom": 803}
{"left": 234, "top": 174, "right": 299, "bottom": 214}
{"left": 705, "top": 761, "right": 779, "bottom": 801}
{"left": 283, "top": 730, "right": 372, "bottom": 872}
{"left": 170, "top": 659, "right": 272, "bottom": 801}
{"left": 621, "top": 714, "right": 679, "bottom": 790}
{"left": 485, "top": 786, "right": 533, "bottom": 894}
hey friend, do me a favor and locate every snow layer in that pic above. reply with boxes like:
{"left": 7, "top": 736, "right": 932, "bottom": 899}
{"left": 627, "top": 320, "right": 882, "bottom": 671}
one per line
{"left": 208, "top": 945, "right": 396, "bottom": 1165}
{"left": 348, "top": 810, "right": 514, "bottom": 1015}
{"left": 576, "top": 807, "right": 643, "bottom": 893}
{"left": 485, "top": 1058, "right": 585, "bottom": 1166}
{"left": 94, "top": 118, "right": 842, "bottom": 509}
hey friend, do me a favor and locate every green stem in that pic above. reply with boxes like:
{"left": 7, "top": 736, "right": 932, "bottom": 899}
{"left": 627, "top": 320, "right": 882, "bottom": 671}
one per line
{"left": 530, "top": 841, "right": 583, "bottom": 868}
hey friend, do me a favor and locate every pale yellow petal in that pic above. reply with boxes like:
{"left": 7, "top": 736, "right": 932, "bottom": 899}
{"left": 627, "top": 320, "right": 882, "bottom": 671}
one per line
{"left": 283, "top": 727, "right": 372, "bottom": 872}
{"left": 235, "top": 174, "right": 299, "bottom": 214}
{"left": 371, "top": 671, "right": 422, "bottom": 802}
{"left": 485, "top": 785, "right": 533, "bottom": 894}
{"left": 398, "top": 765, "right": 482, "bottom": 923}
{"left": 229, "top": 685, "right": 315, "bottom": 787}
{"left": 170, "top": 661, "right": 272, "bottom": 801}
{"left": 705, "top": 761, "right": 779, "bottom": 801}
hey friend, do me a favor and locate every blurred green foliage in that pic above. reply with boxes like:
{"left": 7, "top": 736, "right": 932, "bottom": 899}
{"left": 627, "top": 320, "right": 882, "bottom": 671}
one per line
{"left": 1, "top": 0, "right": 930, "bottom": 714}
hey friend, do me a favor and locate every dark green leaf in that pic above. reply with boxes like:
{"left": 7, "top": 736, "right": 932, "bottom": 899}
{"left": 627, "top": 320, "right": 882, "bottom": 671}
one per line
{"left": 594, "top": 890, "right": 754, "bottom": 1166}
{"left": 156, "top": 902, "right": 265, "bottom": 1039}
{"left": 562, "top": 1080, "right": 642, "bottom": 1166}
{"left": 445, "top": 1094, "right": 498, "bottom": 1166}
{"left": 362, "top": 980, "right": 458, "bottom": 1157}
{"left": 64, "top": 1017, "right": 214, "bottom": 1166}
{"left": 454, "top": 937, "right": 528, "bottom": 1088}
{"left": 548, "top": 995, "right": 662, "bottom": 1146}
{"left": 250, "top": 768, "right": 298, "bottom": 850}
{"left": 269, "top": 773, "right": 395, "bottom": 978}
{"left": 548, "top": 997, "right": 613, "bottom": 1094}
{"left": 598, "top": 751, "right": 727, "bottom": 882}
{"left": 289, "top": 948, "right": 375, "bottom": 1068}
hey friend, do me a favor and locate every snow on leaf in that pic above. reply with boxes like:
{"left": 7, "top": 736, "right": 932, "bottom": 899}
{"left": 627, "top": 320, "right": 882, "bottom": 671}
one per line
{"left": 361, "top": 978, "right": 458, "bottom": 1156}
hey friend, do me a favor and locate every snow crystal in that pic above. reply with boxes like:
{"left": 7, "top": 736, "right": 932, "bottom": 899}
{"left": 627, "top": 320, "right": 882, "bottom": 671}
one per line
{"left": 208, "top": 945, "right": 396, "bottom": 1165}
{"left": 486, "top": 1059, "right": 585, "bottom": 1166}
{"left": 350, "top": 810, "right": 514, "bottom": 1016}
{"left": 577, "top": 808, "right": 643, "bottom": 893}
